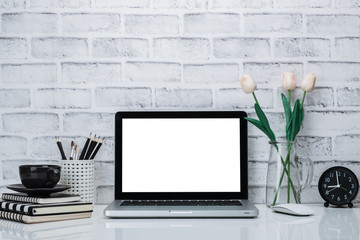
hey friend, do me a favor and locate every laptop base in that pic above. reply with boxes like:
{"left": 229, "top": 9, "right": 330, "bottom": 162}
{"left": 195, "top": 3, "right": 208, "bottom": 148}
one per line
{"left": 104, "top": 200, "right": 259, "bottom": 218}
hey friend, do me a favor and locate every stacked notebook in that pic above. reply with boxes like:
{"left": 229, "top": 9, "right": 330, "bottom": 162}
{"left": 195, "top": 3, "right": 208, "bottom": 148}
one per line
{"left": 0, "top": 193, "right": 93, "bottom": 224}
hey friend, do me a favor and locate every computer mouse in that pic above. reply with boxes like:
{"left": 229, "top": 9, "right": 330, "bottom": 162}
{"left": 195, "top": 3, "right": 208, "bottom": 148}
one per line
{"left": 271, "top": 203, "right": 314, "bottom": 216}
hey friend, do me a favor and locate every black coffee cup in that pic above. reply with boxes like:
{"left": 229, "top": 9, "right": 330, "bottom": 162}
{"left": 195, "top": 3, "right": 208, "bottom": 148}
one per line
{"left": 19, "top": 165, "right": 61, "bottom": 188}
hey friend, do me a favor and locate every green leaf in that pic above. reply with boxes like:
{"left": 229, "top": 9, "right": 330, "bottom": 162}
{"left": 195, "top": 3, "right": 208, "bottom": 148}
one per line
{"left": 281, "top": 93, "right": 292, "bottom": 139}
{"left": 254, "top": 104, "right": 276, "bottom": 141}
{"left": 289, "top": 100, "right": 300, "bottom": 141}
{"left": 244, "top": 117, "right": 274, "bottom": 141}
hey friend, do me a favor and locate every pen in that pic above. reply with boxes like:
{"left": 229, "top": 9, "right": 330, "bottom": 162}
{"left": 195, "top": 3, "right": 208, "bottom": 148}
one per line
{"left": 79, "top": 132, "right": 92, "bottom": 160}
{"left": 75, "top": 145, "right": 79, "bottom": 160}
{"left": 55, "top": 137, "right": 67, "bottom": 160}
{"left": 84, "top": 135, "right": 98, "bottom": 160}
{"left": 90, "top": 137, "right": 104, "bottom": 160}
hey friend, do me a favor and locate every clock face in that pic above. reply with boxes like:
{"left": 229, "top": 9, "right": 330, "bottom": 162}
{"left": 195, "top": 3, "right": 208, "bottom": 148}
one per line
{"left": 318, "top": 166, "right": 359, "bottom": 206}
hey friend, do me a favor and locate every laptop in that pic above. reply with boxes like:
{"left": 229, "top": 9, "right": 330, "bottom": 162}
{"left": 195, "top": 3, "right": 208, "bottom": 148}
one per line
{"left": 104, "top": 111, "right": 259, "bottom": 218}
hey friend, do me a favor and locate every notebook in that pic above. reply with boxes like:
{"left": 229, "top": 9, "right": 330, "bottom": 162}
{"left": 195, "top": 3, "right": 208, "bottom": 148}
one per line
{"left": 104, "top": 111, "right": 259, "bottom": 218}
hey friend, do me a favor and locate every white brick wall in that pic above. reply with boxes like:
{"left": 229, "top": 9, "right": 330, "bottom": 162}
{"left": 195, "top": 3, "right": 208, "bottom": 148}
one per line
{"left": 0, "top": 1, "right": 359, "bottom": 204}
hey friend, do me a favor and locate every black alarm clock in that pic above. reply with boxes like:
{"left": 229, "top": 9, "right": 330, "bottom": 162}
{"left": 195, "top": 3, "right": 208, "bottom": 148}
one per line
{"left": 318, "top": 166, "right": 359, "bottom": 208}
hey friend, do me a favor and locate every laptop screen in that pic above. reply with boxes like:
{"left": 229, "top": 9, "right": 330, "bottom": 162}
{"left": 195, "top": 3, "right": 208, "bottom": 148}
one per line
{"left": 122, "top": 118, "right": 241, "bottom": 193}
{"left": 115, "top": 111, "right": 248, "bottom": 200}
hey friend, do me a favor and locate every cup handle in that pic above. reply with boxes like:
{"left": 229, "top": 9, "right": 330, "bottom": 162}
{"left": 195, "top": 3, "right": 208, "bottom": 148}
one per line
{"left": 298, "top": 157, "right": 314, "bottom": 192}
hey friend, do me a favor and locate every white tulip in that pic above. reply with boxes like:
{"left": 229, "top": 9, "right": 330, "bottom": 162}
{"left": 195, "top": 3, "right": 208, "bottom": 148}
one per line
{"left": 282, "top": 72, "right": 297, "bottom": 91}
{"left": 301, "top": 73, "right": 316, "bottom": 92}
{"left": 240, "top": 75, "right": 257, "bottom": 94}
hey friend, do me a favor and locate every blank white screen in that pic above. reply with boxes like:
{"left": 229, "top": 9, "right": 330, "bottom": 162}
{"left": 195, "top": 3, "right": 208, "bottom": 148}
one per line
{"left": 122, "top": 118, "right": 241, "bottom": 192}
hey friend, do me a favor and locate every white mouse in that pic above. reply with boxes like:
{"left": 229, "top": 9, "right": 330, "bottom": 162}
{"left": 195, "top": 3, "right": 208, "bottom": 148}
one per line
{"left": 271, "top": 203, "right": 314, "bottom": 216}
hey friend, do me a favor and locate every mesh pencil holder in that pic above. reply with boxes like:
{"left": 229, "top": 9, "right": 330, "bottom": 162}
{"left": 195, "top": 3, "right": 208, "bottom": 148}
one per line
{"left": 59, "top": 160, "right": 95, "bottom": 203}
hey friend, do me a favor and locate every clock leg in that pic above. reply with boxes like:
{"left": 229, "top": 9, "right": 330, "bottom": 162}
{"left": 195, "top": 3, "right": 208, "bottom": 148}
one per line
{"left": 324, "top": 202, "right": 329, "bottom": 208}
{"left": 348, "top": 202, "right": 353, "bottom": 208}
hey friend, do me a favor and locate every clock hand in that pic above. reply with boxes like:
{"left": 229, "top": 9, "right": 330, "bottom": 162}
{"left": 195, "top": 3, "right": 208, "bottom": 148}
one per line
{"left": 341, "top": 187, "right": 347, "bottom": 191}
{"left": 327, "top": 187, "right": 337, "bottom": 193}
{"left": 327, "top": 185, "right": 340, "bottom": 188}
{"left": 336, "top": 171, "right": 340, "bottom": 185}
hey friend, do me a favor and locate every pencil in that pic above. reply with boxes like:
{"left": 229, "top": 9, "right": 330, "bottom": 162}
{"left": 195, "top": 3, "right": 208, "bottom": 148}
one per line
{"left": 84, "top": 135, "right": 98, "bottom": 160}
{"left": 90, "top": 137, "right": 104, "bottom": 160}
{"left": 56, "top": 137, "right": 67, "bottom": 160}
{"left": 79, "top": 132, "right": 92, "bottom": 160}
{"left": 69, "top": 141, "right": 75, "bottom": 160}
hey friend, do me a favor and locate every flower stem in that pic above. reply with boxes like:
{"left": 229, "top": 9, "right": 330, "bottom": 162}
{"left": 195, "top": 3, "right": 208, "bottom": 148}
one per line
{"left": 288, "top": 90, "right": 291, "bottom": 102}
{"left": 252, "top": 92, "right": 260, "bottom": 106}
{"left": 301, "top": 91, "right": 307, "bottom": 108}
{"left": 271, "top": 143, "right": 298, "bottom": 206}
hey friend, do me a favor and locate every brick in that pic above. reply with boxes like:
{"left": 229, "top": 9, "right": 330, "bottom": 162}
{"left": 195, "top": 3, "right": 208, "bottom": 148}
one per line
{"left": 248, "top": 187, "right": 266, "bottom": 203}
{"left": 2, "top": 13, "right": 57, "bottom": 34}
{"left": 338, "top": 88, "right": 360, "bottom": 107}
{"left": 0, "top": 136, "right": 27, "bottom": 157}
{"left": 153, "top": 38, "right": 209, "bottom": 60}
{"left": 276, "top": 0, "right": 331, "bottom": 8}
{"left": 62, "top": 13, "right": 121, "bottom": 33}
{"left": 95, "top": 87, "right": 152, "bottom": 108}
{"left": 153, "top": 0, "right": 208, "bottom": 9}
{"left": 307, "top": 15, "right": 360, "bottom": 34}
{"left": 0, "top": 38, "right": 27, "bottom": 59}
{"left": 296, "top": 136, "right": 332, "bottom": 157}
{"left": 125, "top": 62, "right": 181, "bottom": 82}
{"left": 334, "top": 0, "right": 360, "bottom": 8}
{"left": 243, "top": 62, "right": 303, "bottom": 84}
{"left": 29, "top": 0, "right": 91, "bottom": 8}
{"left": 244, "top": 14, "right": 302, "bottom": 33}
{"left": 334, "top": 38, "right": 360, "bottom": 59}
{"left": 1, "top": 64, "right": 56, "bottom": 83}
{"left": 216, "top": 88, "right": 273, "bottom": 109}
{"left": 92, "top": 38, "right": 148, "bottom": 58}
{"left": 307, "top": 62, "right": 360, "bottom": 83}
{"left": 34, "top": 88, "right": 91, "bottom": 109}
{"left": 248, "top": 161, "right": 268, "bottom": 186}
{"left": 183, "top": 64, "right": 238, "bottom": 83}
{"left": 303, "top": 111, "right": 360, "bottom": 131}
{"left": 63, "top": 112, "right": 114, "bottom": 134}
{"left": 95, "top": 0, "right": 149, "bottom": 8}
{"left": 184, "top": 13, "right": 240, "bottom": 34}
{"left": 96, "top": 186, "right": 114, "bottom": 204}
{"left": 248, "top": 136, "right": 269, "bottom": 160}
{"left": 245, "top": 0, "right": 272, "bottom": 8}
{"left": 32, "top": 38, "right": 88, "bottom": 59}
{"left": 0, "top": 89, "right": 30, "bottom": 108}
{"left": 3, "top": 113, "right": 59, "bottom": 133}
{"left": 94, "top": 162, "right": 114, "bottom": 186}
{"left": 214, "top": 38, "right": 270, "bottom": 59}
{"left": 211, "top": 0, "right": 244, "bottom": 8}
{"left": 125, "top": 15, "right": 179, "bottom": 35}
{"left": 0, "top": 0, "right": 24, "bottom": 9}
{"left": 276, "top": 87, "right": 334, "bottom": 108}
{"left": 155, "top": 88, "right": 212, "bottom": 108}
{"left": 62, "top": 62, "right": 121, "bottom": 83}
{"left": 334, "top": 135, "right": 360, "bottom": 158}
{"left": 274, "top": 38, "right": 330, "bottom": 58}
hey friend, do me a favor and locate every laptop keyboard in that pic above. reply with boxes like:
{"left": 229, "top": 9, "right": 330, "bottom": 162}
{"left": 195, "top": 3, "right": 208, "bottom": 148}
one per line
{"left": 121, "top": 200, "right": 242, "bottom": 206}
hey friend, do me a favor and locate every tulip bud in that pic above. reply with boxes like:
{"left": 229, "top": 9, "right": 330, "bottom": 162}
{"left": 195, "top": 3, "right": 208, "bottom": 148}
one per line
{"left": 282, "top": 72, "right": 297, "bottom": 91}
{"left": 301, "top": 73, "right": 316, "bottom": 92}
{"left": 240, "top": 75, "right": 257, "bottom": 94}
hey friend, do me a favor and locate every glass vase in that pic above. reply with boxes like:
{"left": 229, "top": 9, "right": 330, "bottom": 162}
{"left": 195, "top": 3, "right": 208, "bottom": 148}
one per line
{"left": 266, "top": 141, "right": 313, "bottom": 207}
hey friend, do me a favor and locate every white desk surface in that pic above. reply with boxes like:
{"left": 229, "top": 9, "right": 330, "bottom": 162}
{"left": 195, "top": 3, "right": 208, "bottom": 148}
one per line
{"left": 0, "top": 204, "right": 358, "bottom": 240}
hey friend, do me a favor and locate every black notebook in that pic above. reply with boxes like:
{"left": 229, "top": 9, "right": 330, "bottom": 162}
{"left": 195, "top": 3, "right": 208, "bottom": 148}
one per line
{"left": 1, "top": 193, "right": 81, "bottom": 204}
{"left": 0, "top": 201, "right": 93, "bottom": 216}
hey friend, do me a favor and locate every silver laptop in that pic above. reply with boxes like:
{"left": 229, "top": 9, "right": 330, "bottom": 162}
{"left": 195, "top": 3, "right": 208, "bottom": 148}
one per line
{"left": 104, "top": 111, "right": 259, "bottom": 218}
